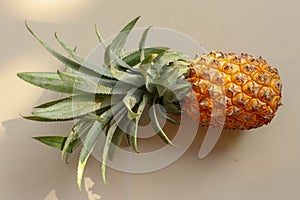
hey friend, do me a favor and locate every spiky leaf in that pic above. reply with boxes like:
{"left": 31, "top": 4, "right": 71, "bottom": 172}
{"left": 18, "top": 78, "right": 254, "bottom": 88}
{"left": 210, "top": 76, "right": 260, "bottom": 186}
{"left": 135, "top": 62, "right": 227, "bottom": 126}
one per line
{"left": 77, "top": 121, "right": 102, "bottom": 190}
{"left": 35, "top": 97, "right": 71, "bottom": 108}
{"left": 57, "top": 71, "right": 117, "bottom": 94}
{"left": 129, "top": 94, "right": 148, "bottom": 153}
{"left": 33, "top": 136, "right": 78, "bottom": 153}
{"left": 102, "top": 121, "right": 118, "bottom": 184}
{"left": 32, "top": 95, "right": 110, "bottom": 120}
{"left": 139, "top": 26, "right": 152, "bottom": 61}
{"left": 110, "top": 16, "right": 140, "bottom": 56}
{"left": 77, "top": 102, "right": 123, "bottom": 189}
{"left": 17, "top": 72, "right": 73, "bottom": 93}
{"left": 149, "top": 100, "right": 175, "bottom": 146}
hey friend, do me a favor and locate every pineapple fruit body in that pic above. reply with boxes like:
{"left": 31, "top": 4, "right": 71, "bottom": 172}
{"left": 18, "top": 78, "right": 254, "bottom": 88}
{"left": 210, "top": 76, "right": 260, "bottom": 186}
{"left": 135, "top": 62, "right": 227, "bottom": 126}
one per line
{"left": 183, "top": 51, "right": 282, "bottom": 130}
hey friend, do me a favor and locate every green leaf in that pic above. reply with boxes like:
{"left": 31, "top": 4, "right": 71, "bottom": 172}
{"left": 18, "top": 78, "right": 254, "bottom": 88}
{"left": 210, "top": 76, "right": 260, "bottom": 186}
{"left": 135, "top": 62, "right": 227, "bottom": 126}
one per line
{"left": 54, "top": 33, "right": 83, "bottom": 63}
{"left": 35, "top": 97, "right": 71, "bottom": 108}
{"left": 102, "top": 121, "right": 118, "bottom": 184}
{"left": 170, "top": 80, "right": 191, "bottom": 101}
{"left": 21, "top": 115, "right": 73, "bottom": 122}
{"left": 17, "top": 72, "right": 73, "bottom": 93}
{"left": 129, "top": 94, "right": 148, "bottom": 153}
{"left": 122, "top": 47, "right": 169, "bottom": 67}
{"left": 110, "top": 16, "right": 140, "bottom": 56}
{"left": 55, "top": 32, "right": 115, "bottom": 79}
{"left": 61, "top": 119, "right": 90, "bottom": 162}
{"left": 157, "top": 106, "right": 180, "bottom": 125}
{"left": 123, "top": 89, "right": 143, "bottom": 120}
{"left": 57, "top": 71, "right": 118, "bottom": 94}
{"left": 77, "top": 121, "right": 102, "bottom": 190}
{"left": 149, "top": 99, "right": 175, "bottom": 146}
{"left": 104, "top": 44, "right": 112, "bottom": 67}
{"left": 139, "top": 26, "right": 152, "bottom": 61}
{"left": 32, "top": 95, "right": 110, "bottom": 120}
{"left": 108, "top": 116, "right": 129, "bottom": 161}
{"left": 33, "top": 136, "right": 78, "bottom": 153}
{"left": 25, "top": 22, "right": 104, "bottom": 77}
{"left": 110, "top": 65, "right": 145, "bottom": 86}
{"left": 154, "top": 52, "right": 188, "bottom": 68}
{"left": 77, "top": 102, "right": 124, "bottom": 189}
{"left": 95, "top": 24, "right": 105, "bottom": 45}
{"left": 108, "top": 127, "right": 124, "bottom": 161}
{"left": 172, "top": 60, "right": 190, "bottom": 76}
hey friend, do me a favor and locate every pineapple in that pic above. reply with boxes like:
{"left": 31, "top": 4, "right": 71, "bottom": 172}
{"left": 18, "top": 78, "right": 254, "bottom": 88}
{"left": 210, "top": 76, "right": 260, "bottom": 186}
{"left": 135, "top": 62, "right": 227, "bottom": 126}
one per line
{"left": 183, "top": 51, "right": 282, "bottom": 130}
{"left": 18, "top": 16, "right": 282, "bottom": 189}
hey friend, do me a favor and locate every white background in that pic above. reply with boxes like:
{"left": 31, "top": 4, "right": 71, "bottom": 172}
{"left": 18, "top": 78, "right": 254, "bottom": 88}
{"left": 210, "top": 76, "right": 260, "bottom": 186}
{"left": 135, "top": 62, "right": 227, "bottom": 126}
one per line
{"left": 0, "top": 0, "right": 299, "bottom": 199}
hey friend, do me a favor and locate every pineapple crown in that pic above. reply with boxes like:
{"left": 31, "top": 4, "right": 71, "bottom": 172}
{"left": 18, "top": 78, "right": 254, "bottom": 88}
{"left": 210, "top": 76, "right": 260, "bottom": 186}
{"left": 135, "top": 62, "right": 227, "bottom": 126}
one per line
{"left": 18, "top": 16, "right": 192, "bottom": 189}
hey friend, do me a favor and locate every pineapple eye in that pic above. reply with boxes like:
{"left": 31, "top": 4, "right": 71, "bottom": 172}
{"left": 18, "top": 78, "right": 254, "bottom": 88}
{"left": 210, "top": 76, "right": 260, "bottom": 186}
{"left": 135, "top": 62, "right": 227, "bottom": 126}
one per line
{"left": 210, "top": 59, "right": 219, "bottom": 69}
{"left": 242, "top": 81, "right": 256, "bottom": 96}
{"left": 230, "top": 56, "right": 241, "bottom": 65}
{"left": 245, "top": 98, "right": 260, "bottom": 112}
{"left": 270, "top": 78, "right": 282, "bottom": 94}
{"left": 232, "top": 73, "right": 249, "bottom": 85}
{"left": 263, "top": 64, "right": 278, "bottom": 75}
{"left": 258, "top": 87, "right": 274, "bottom": 103}
{"left": 222, "top": 63, "right": 239, "bottom": 74}
{"left": 241, "top": 64, "right": 256, "bottom": 74}
{"left": 257, "top": 56, "right": 267, "bottom": 65}
{"left": 253, "top": 72, "right": 270, "bottom": 85}
{"left": 232, "top": 93, "right": 251, "bottom": 108}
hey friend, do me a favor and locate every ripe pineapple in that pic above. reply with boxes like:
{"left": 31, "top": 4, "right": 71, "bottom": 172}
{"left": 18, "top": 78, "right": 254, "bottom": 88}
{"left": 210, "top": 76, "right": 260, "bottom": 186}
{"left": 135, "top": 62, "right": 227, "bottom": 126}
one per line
{"left": 18, "top": 16, "right": 282, "bottom": 189}
{"left": 183, "top": 51, "right": 282, "bottom": 130}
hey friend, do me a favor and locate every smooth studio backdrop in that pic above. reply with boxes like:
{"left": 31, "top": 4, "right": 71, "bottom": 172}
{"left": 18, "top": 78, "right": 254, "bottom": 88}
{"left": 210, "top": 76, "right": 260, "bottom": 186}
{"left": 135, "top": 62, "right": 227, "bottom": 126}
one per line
{"left": 0, "top": 0, "right": 299, "bottom": 199}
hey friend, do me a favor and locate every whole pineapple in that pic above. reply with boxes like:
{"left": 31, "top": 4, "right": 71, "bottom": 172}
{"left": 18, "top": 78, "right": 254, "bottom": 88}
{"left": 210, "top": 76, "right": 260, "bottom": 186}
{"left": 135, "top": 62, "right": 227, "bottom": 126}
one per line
{"left": 183, "top": 51, "right": 282, "bottom": 129}
{"left": 18, "top": 16, "right": 282, "bottom": 189}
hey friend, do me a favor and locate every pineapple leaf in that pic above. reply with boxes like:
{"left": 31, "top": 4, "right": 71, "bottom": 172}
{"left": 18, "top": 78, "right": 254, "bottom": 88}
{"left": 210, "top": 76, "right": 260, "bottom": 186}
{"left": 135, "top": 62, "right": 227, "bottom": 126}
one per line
{"left": 33, "top": 136, "right": 78, "bottom": 153}
{"left": 104, "top": 44, "right": 112, "bottom": 67}
{"left": 55, "top": 32, "right": 115, "bottom": 79}
{"left": 102, "top": 121, "right": 118, "bottom": 184}
{"left": 105, "top": 46, "right": 133, "bottom": 71}
{"left": 21, "top": 115, "right": 73, "bottom": 122}
{"left": 108, "top": 115, "right": 129, "bottom": 161}
{"left": 171, "top": 80, "right": 191, "bottom": 100}
{"left": 77, "top": 104, "right": 119, "bottom": 190}
{"left": 172, "top": 60, "right": 190, "bottom": 76}
{"left": 129, "top": 94, "right": 148, "bottom": 153}
{"left": 109, "top": 111, "right": 132, "bottom": 160}
{"left": 122, "top": 47, "right": 169, "bottom": 67}
{"left": 54, "top": 33, "right": 83, "bottom": 63}
{"left": 108, "top": 127, "right": 125, "bottom": 161}
{"left": 157, "top": 106, "right": 180, "bottom": 125}
{"left": 110, "top": 16, "right": 140, "bottom": 56}
{"left": 35, "top": 97, "right": 71, "bottom": 108}
{"left": 32, "top": 95, "right": 109, "bottom": 120}
{"left": 77, "top": 120, "right": 102, "bottom": 190}
{"left": 77, "top": 102, "right": 124, "bottom": 189}
{"left": 61, "top": 119, "right": 88, "bottom": 162}
{"left": 17, "top": 72, "right": 73, "bottom": 93}
{"left": 139, "top": 26, "right": 152, "bottom": 61}
{"left": 95, "top": 24, "right": 105, "bottom": 45}
{"left": 149, "top": 99, "right": 175, "bottom": 146}
{"left": 110, "top": 66, "right": 145, "bottom": 86}
{"left": 123, "top": 88, "right": 143, "bottom": 120}
{"left": 57, "top": 71, "right": 117, "bottom": 94}
{"left": 154, "top": 52, "right": 188, "bottom": 67}
{"left": 155, "top": 68, "right": 179, "bottom": 97}
{"left": 25, "top": 22, "right": 104, "bottom": 77}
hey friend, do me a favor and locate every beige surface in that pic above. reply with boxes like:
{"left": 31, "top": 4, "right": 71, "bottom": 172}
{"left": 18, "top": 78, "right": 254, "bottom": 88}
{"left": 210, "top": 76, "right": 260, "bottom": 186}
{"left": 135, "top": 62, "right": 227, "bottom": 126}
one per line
{"left": 1, "top": 0, "right": 300, "bottom": 199}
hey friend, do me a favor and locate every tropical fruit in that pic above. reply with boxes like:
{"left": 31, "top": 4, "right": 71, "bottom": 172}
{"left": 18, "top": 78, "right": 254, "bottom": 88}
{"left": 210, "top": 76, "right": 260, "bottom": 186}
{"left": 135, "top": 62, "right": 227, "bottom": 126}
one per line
{"left": 17, "top": 17, "right": 282, "bottom": 189}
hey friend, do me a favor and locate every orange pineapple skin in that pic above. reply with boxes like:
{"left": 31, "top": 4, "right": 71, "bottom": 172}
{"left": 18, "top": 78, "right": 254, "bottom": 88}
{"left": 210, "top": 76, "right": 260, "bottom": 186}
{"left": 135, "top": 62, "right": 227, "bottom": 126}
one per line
{"left": 183, "top": 51, "right": 282, "bottom": 130}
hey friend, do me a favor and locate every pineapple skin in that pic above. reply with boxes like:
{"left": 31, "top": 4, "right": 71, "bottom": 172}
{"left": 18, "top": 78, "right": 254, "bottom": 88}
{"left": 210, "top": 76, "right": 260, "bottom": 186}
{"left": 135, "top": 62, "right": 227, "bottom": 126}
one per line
{"left": 183, "top": 51, "right": 282, "bottom": 130}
